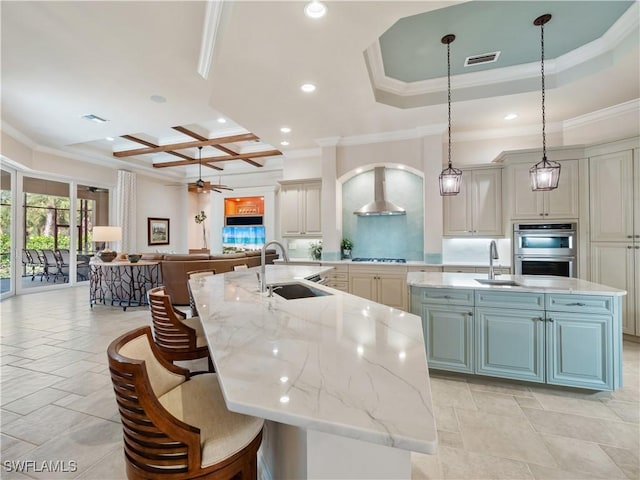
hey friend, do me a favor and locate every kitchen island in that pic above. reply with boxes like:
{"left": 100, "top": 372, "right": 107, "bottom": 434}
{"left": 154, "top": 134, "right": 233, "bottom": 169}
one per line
{"left": 190, "top": 265, "right": 436, "bottom": 479}
{"left": 408, "top": 272, "right": 626, "bottom": 391}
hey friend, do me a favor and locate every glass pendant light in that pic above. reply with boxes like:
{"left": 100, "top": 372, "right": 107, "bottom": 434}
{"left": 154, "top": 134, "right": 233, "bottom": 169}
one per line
{"left": 439, "top": 34, "right": 462, "bottom": 196}
{"left": 530, "top": 14, "right": 560, "bottom": 191}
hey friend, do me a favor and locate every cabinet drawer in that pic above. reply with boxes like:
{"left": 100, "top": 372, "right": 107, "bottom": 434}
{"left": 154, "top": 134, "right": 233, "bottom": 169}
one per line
{"left": 418, "top": 288, "right": 474, "bottom": 306}
{"left": 475, "top": 291, "right": 544, "bottom": 310}
{"left": 546, "top": 294, "right": 615, "bottom": 315}
{"left": 323, "top": 264, "right": 348, "bottom": 274}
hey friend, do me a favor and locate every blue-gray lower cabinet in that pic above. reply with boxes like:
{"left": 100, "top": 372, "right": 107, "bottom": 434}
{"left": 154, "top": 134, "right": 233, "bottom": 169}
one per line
{"left": 546, "top": 312, "right": 613, "bottom": 390}
{"left": 410, "top": 286, "right": 622, "bottom": 390}
{"left": 421, "top": 304, "right": 474, "bottom": 373}
{"left": 475, "top": 307, "right": 545, "bottom": 383}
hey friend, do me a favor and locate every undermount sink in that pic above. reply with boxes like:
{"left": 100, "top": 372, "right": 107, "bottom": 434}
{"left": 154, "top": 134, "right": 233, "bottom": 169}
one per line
{"left": 270, "top": 282, "right": 333, "bottom": 300}
{"left": 475, "top": 278, "right": 522, "bottom": 287}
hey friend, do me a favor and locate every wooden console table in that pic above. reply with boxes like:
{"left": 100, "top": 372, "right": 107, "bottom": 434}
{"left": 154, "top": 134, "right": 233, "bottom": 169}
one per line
{"left": 89, "top": 260, "right": 160, "bottom": 310}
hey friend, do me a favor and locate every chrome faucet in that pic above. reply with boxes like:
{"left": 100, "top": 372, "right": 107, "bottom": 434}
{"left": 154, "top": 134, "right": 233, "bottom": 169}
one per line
{"left": 488, "top": 240, "right": 499, "bottom": 280}
{"left": 260, "top": 241, "right": 289, "bottom": 292}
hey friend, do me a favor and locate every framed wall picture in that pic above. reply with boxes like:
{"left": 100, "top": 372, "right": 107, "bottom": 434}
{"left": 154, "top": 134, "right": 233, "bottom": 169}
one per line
{"left": 147, "top": 217, "right": 170, "bottom": 245}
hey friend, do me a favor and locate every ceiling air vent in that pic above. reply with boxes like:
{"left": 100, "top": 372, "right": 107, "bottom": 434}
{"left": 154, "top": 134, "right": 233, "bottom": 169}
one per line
{"left": 464, "top": 51, "right": 501, "bottom": 67}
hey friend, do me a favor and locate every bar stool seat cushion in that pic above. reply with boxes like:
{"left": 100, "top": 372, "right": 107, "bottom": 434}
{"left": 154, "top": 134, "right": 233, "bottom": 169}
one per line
{"left": 181, "top": 316, "right": 208, "bottom": 348}
{"left": 158, "top": 373, "right": 264, "bottom": 468}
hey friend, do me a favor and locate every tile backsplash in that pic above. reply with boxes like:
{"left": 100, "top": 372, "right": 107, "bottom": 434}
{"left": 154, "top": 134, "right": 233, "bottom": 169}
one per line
{"left": 442, "top": 238, "right": 511, "bottom": 266}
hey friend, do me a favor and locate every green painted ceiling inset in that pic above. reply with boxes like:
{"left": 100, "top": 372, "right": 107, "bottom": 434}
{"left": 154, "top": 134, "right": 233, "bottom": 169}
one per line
{"left": 379, "top": 1, "right": 634, "bottom": 82}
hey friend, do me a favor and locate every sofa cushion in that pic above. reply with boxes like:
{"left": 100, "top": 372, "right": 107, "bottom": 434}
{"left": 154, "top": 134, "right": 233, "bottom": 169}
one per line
{"left": 158, "top": 374, "right": 263, "bottom": 468}
{"left": 210, "top": 253, "right": 246, "bottom": 260}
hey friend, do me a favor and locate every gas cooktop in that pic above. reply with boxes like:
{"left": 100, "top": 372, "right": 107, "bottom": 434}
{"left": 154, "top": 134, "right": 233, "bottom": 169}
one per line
{"left": 351, "top": 258, "right": 407, "bottom": 263}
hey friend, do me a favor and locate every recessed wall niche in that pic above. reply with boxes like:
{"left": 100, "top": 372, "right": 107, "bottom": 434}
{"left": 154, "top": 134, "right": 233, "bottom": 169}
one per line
{"left": 342, "top": 168, "right": 423, "bottom": 260}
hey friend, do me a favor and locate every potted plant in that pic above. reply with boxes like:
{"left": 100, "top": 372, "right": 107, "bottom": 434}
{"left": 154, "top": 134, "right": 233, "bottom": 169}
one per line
{"left": 341, "top": 238, "right": 353, "bottom": 259}
{"left": 309, "top": 240, "right": 322, "bottom": 261}
{"left": 194, "top": 211, "right": 207, "bottom": 249}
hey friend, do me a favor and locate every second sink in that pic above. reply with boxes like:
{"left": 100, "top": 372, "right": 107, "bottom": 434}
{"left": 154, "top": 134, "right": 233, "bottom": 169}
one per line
{"left": 475, "top": 278, "right": 521, "bottom": 287}
{"left": 271, "top": 282, "right": 333, "bottom": 300}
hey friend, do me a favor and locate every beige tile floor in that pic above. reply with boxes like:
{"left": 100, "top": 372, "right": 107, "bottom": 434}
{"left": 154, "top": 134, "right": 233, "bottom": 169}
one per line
{"left": 1, "top": 286, "right": 639, "bottom": 479}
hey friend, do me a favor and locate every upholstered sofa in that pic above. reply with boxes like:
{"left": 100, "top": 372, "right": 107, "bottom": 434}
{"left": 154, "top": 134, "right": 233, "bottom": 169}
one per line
{"left": 137, "top": 250, "right": 278, "bottom": 306}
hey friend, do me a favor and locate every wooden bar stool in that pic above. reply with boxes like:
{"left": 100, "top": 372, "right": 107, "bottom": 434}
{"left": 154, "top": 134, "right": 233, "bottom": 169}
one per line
{"left": 108, "top": 326, "right": 264, "bottom": 480}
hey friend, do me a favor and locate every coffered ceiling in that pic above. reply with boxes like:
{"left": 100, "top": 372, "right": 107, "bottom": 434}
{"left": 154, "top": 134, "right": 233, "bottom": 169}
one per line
{"left": 1, "top": 1, "right": 638, "bottom": 184}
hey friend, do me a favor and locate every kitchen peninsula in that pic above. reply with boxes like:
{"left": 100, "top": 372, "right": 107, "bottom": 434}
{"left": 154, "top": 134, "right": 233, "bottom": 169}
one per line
{"left": 189, "top": 265, "right": 437, "bottom": 480}
{"left": 409, "top": 272, "right": 626, "bottom": 391}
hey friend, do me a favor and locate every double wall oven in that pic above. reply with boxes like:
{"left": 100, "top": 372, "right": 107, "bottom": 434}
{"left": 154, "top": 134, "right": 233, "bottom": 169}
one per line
{"left": 513, "top": 223, "right": 577, "bottom": 278}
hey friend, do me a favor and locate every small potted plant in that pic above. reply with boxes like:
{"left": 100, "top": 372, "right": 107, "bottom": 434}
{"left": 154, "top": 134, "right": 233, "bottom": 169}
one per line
{"left": 341, "top": 238, "right": 353, "bottom": 259}
{"left": 194, "top": 210, "right": 207, "bottom": 249}
{"left": 309, "top": 240, "right": 323, "bottom": 261}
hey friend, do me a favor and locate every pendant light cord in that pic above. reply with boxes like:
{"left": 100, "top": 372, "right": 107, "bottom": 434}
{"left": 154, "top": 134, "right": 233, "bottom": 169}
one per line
{"left": 540, "top": 20, "right": 546, "bottom": 160}
{"left": 447, "top": 40, "right": 452, "bottom": 169}
{"left": 198, "top": 146, "right": 202, "bottom": 179}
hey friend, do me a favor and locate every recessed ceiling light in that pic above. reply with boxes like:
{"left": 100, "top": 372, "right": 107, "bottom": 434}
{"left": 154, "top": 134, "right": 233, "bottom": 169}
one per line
{"left": 300, "top": 83, "right": 316, "bottom": 93}
{"left": 81, "top": 114, "right": 108, "bottom": 123}
{"left": 280, "top": 127, "right": 291, "bottom": 133}
{"left": 304, "top": 1, "right": 327, "bottom": 19}
{"left": 217, "top": 117, "right": 227, "bottom": 124}
{"left": 280, "top": 141, "right": 290, "bottom": 146}
{"left": 105, "top": 137, "right": 114, "bottom": 141}
{"left": 504, "top": 113, "right": 518, "bottom": 120}
{"left": 150, "top": 95, "right": 167, "bottom": 103}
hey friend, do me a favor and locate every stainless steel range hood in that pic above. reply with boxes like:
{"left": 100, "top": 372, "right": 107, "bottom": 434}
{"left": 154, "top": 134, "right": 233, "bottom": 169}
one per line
{"left": 354, "top": 167, "right": 406, "bottom": 216}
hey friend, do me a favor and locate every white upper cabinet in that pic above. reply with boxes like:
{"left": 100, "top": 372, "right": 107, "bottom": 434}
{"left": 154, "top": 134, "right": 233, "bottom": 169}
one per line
{"left": 589, "top": 150, "right": 636, "bottom": 242}
{"left": 279, "top": 181, "right": 322, "bottom": 237}
{"left": 510, "top": 160, "right": 579, "bottom": 220}
{"left": 444, "top": 167, "right": 502, "bottom": 237}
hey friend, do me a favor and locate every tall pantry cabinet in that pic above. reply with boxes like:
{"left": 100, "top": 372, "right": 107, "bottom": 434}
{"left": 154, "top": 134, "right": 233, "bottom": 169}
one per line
{"left": 589, "top": 144, "right": 640, "bottom": 336}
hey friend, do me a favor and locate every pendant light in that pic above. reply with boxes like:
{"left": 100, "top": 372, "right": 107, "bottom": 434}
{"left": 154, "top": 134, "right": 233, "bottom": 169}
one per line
{"left": 439, "top": 34, "right": 462, "bottom": 196}
{"left": 529, "top": 14, "right": 560, "bottom": 191}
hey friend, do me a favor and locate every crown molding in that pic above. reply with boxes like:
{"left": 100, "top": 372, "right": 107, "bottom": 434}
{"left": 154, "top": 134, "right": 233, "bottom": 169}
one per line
{"left": 197, "top": 0, "right": 225, "bottom": 80}
{"left": 563, "top": 98, "right": 640, "bottom": 131}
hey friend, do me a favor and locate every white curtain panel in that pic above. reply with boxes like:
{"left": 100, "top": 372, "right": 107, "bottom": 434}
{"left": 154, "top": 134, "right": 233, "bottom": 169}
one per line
{"left": 116, "top": 170, "right": 136, "bottom": 253}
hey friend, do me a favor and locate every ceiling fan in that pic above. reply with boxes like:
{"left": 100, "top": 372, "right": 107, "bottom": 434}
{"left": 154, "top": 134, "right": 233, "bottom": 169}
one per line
{"left": 189, "top": 147, "right": 234, "bottom": 194}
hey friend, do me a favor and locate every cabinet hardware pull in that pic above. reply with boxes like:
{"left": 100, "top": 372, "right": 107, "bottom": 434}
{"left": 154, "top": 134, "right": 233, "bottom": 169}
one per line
{"left": 628, "top": 246, "right": 634, "bottom": 249}
{"left": 567, "top": 302, "right": 585, "bottom": 306}
{"left": 532, "top": 317, "right": 542, "bottom": 321}
{"left": 636, "top": 246, "right": 640, "bottom": 250}
{"left": 547, "top": 317, "right": 554, "bottom": 322}
{"left": 628, "top": 235, "right": 634, "bottom": 238}
{"left": 636, "top": 235, "right": 640, "bottom": 238}
{"left": 539, "top": 213, "right": 544, "bottom": 216}
{"left": 430, "top": 295, "right": 452, "bottom": 299}
{"left": 545, "top": 213, "right": 549, "bottom": 216}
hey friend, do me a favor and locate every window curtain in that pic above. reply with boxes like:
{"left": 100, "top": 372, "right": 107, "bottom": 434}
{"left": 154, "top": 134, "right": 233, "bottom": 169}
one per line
{"left": 116, "top": 170, "right": 136, "bottom": 253}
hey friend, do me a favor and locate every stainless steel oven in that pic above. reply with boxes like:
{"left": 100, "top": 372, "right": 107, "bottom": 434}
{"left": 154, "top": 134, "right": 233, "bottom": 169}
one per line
{"left": 513, "top": 223, "right": 577, "bottom": 277}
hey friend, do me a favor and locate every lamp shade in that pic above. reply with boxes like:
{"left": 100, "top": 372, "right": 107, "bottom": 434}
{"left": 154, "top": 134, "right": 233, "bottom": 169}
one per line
{"left": 93, "top": 226, "right": 122, "bottom": 242}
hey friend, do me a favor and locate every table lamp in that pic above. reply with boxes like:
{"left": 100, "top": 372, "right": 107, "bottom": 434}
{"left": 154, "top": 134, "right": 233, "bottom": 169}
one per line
{"left": 93, "top": 226, "right": 122, "bottom": 262}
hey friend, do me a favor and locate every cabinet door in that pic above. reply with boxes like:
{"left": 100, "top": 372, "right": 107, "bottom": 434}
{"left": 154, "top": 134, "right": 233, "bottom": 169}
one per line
{"left": 546, "top": 312, "right": 612, "bottom": 390}
{"left": 511, "top": 163, "right": 545, "bottom": 219}
{"left": 473, "top": 169, "right": 503, "bottom": 235}
{"left": 475, "top": 307, "right": 545, "bottom": 383}
{"left": 591, "top": 242, "right": 635, "bottom": 335}
{"left": 421, "top": 304, "right": 474, "bottom": 373}
{"left": 590, "top": 151, "right": 634, "bottom": 242}
{"left": 545, "top": 159, "right": 579, "bottom": 219}
{"left": 443, "top": 177, "right": 472, "bottom": 236}
{"left": 280, "top": 185, "right": 302, "bottom": 236}
{"left": 349, "top": 273, "right": 377, "bottom": 302}
{"left": 377, "top": 273, "right": 407, "bottom": 311}
{"left": 303, "top": 182, "right": 322, "bottom": 235}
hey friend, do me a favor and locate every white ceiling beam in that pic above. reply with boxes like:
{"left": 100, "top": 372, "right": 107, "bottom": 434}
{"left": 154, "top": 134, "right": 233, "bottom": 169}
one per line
{"left": 197, "top": 0, "right": 225, "bottom": 80}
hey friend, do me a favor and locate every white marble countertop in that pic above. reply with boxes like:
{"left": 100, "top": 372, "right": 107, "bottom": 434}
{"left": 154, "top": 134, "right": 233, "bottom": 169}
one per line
{"left": 407, "top": 272, "right": 627, "bottom": 296}
{"left": 190, "top": 265, "right": 437, "bottom": 454}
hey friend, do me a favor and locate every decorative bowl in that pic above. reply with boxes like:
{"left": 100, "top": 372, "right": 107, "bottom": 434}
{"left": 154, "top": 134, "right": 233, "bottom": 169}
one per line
{"left": 127, "top": 254, "right": 141, "bottom": 263}
{"left": 96, "top": 250, "right": 117, "bottom": 263}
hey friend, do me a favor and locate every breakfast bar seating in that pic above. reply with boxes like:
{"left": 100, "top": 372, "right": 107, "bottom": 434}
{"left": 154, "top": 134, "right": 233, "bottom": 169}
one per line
{"left": 147, "top": 286, "right": 214, "bottom": 373}
{"left": 107, "top": 326, "right": 264, "bottom": 480}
